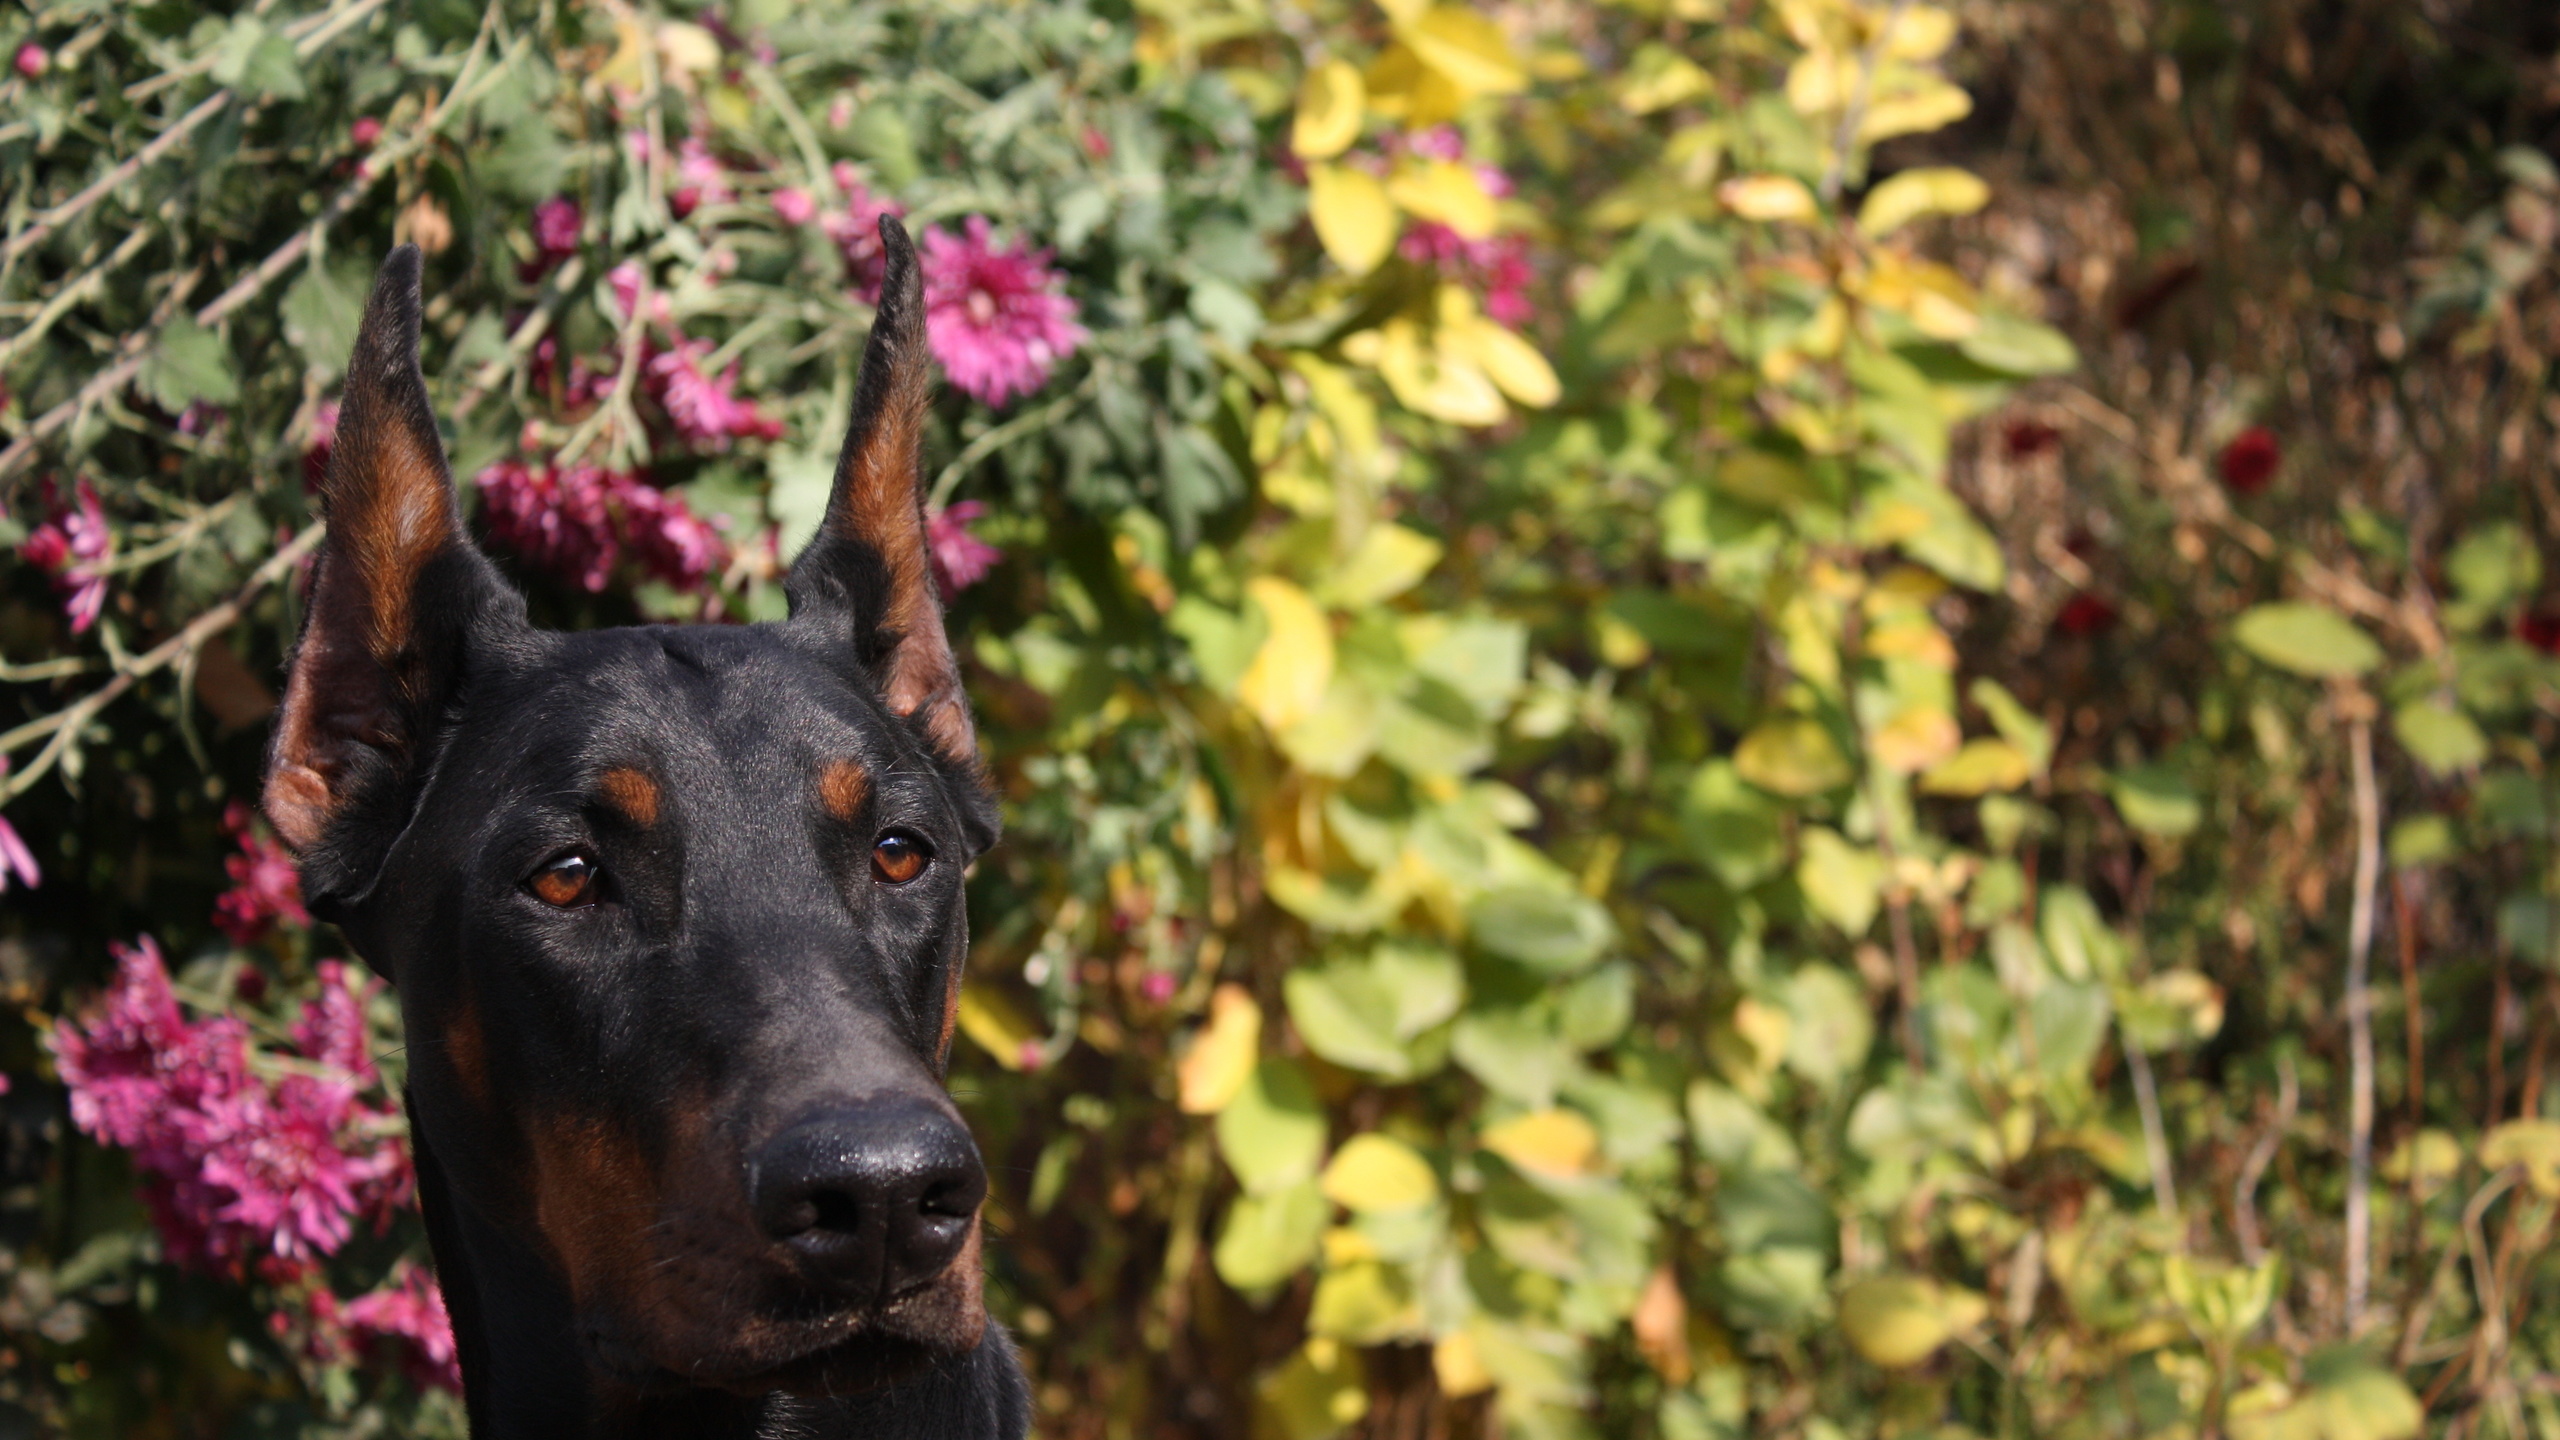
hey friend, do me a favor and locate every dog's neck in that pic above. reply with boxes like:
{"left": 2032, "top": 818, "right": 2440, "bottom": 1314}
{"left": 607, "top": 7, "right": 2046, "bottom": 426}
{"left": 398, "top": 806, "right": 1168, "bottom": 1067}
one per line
{"left": 411, "top": 1109, "right": 1029, "bottom": 1440}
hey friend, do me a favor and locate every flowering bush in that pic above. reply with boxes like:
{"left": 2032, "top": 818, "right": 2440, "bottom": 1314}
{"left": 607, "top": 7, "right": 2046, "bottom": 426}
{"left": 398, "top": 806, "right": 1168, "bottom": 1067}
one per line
{"left": 2, "top": 1, "right": 2558, "bottom": 1438}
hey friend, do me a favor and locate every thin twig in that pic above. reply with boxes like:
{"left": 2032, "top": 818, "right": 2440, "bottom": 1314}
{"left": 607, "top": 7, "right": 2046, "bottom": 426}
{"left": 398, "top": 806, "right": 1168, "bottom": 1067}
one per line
{"left": 2235, "top": 1054, "right": 2300, "bottom": 1265}
{"left": 2344, "top": 710, "right": 2383, "bottom": 1332}
{"left": 2126, "top": 1044, "right": 2180, "bottom": 1225}
{"left": 0, "top": 523, "right": 326, "bottom": 801}
{"left": 927, "top": 367, "right": 1104, "bottom": 510}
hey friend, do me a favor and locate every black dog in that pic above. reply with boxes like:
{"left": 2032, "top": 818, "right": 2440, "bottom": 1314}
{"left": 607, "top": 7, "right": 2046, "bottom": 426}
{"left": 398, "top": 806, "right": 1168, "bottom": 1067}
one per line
{"left": 262, "top": 222, "right": 1030, "bottom": 1438}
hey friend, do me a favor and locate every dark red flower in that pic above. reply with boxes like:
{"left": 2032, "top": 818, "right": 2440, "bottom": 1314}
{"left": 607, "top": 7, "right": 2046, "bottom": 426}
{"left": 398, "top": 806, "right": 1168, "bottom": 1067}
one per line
{"left": 2218, "top": 426, "right": 2281, "bottom": 493}
{"left": 2520, "top": 612, "right": 2560, "bottom": 657}
{"left": 2056, "top": 593, "right": 2119, "bottom": 636}
{"left": 350, "top": 117, "right": 382, "bottom": 149}
{"left": 2003, "top": 419, "right": 2062, "bottom": 459}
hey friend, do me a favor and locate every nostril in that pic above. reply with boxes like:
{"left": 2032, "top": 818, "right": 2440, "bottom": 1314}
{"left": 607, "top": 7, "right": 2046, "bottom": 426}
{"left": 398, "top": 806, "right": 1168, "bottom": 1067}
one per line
{"left": 919, "top": 1179, "right": 976, "bottom": 1219}
{"left": 809, "top": 1187, "right": 863, "bottom": 1235}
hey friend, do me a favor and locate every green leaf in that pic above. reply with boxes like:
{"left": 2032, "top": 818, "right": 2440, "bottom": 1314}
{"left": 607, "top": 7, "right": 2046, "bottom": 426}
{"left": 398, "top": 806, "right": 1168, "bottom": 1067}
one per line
{"left": 143, "top": 316, "right": 241, "bottom": 410}
{"left": 1685, "top": 1079, "right": 1800, "bottom": 1172}
{"left": 2109, "top": 763, "right": 2202, "bottom": 838}
{"left": 1733, "top": 716, "right": 1853, "bottom": 797}
{"left": 1780, "top": 964, "right": 1873, "bottom": 1091}
{"left": 1680, "top": 760, "right": 1786, "bottom": 889}
{"left": 1967, "top": 678, "right": 2053, "bottom": 772}
{"left": 2388, "top": 814, "right": 2460, "bottom": 867}
{"left": 1320, "top": 1134, "right": 1439, "bottom": 1212}
{"left": 280, "top": 258, "right": 370, "bottom": 380}
{"left": 1556, "top": 962, "right": 1634, "bottom": 1050}
{"left": 1795, "top": 827, "right": 1885, "bottom": 935}
{"left": 1956, "top": 310, "right": 2079, "bottom": 376}
{"left": 2500, "top": 894, "right": 2559, "bottom": 966}
{"left": 1217, "top": 1059, "right": 1329, "bottom": 1195}
{"left": 1838, "top": 1274, "right": 1988, "bottom": 1367}
{"left": 1467, "top": 887, "right": 1613, "bottom": 974}
{"left": 1307, "top": 1259, "right": 1425, "bottom": 1343}
{"left": 1919, "top": 738, "right": 2032, "bottom": 796}
{"left": 2443, "top": 521, "right": 2540, "bottom": 630}
{"left": 1214, "top": 1179, "right": 1327, "bottom": 1292}
{"left": 211, "top": 16, "right": 306, "bottom": 100}
{"left": 1254, "top": 1339, "right": 1367, "bottom": 1440}
{"left": 1282, "top": 945, "right": 1464, "bottom": 1080}
{"left": 2232, "top": 602, "right": 2381, "bottom": 678}
{"left": 2391, "top": 698, "right": 2487, "bottom": 775}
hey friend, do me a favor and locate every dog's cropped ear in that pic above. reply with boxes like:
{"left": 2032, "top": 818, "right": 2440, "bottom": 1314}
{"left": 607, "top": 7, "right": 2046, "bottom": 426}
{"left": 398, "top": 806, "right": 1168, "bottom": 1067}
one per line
{"left": 265, "top": 246, "right": 524, "bottom": 901}
{"left": 786, "top": 217, "right": 992, "bottom": 827}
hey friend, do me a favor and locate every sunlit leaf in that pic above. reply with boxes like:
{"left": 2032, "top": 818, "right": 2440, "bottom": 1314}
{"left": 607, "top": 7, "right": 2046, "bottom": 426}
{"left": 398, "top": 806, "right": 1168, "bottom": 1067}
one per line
{"left": 1733, "top": 716, "right": 1853, "bottom": 796}
{"left": 1718, "top": 174, "right": 1821, "bottom": 222}
{"left": 1306, "top": 164, "right": 1400, "bottom": 274}
{"left": 1857, "top": 166, "right": 1990, "bottom": 237}
{"left": 1480, "top": 1109, "right": 1601, "bottom": 1180}
{"left": 1321, "top": 1134, "right": 1440, "bottom": 1212}
{"left": 1291, "top": 60, "right": 1366, "bottom": 159}
{"left": 1838, "top": 1273, "right": 1987, "bottom": 1367}
{"left": 1219, "top": 1059, "right": 1329, "bottom": 1195}
{"left": 2233, "top": 602, "right": 2382, "bottom": 678}
{"left": 1237, "top": 577, "right": 1336, "bottom": 731}
{"left": 1178, "top": 984, "right": 1263, "bottom": 1114}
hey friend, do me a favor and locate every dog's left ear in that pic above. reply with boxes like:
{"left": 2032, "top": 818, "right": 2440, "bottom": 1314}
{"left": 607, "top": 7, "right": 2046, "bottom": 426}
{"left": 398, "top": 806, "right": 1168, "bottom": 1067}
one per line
{"left": 787, "top": 217, "right": 994, "bottom": 842}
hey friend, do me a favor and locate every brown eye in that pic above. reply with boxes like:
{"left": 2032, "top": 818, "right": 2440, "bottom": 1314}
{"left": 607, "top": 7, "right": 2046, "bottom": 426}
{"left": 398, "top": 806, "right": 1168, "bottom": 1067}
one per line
{"left": 529, "top": 854, "right": 600, "bottom": 908}
{"left": 872, "top": 832, "right": 929, "bottom": 885}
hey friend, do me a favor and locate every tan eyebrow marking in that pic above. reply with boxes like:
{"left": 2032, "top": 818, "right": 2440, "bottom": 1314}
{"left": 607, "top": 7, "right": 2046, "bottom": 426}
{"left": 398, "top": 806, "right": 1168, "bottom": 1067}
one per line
{"left": 818, "top": 759, "right": 870, "bottom": 822}
{"left": 598, "top": 767, "right": 661, "bottom": 828}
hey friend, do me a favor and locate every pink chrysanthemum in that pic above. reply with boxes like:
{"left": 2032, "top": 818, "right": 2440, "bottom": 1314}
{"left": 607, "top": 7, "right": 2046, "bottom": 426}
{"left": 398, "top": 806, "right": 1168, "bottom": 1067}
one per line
{"left": 20, "top": 478, "right": 111, "bottom": 632}
{"left": 344, "top": 1261, "right": 463, "bottom": 1393}
{"left": 822, "top": 164, "right": 905, "bottom": 300}
{"left": 648, "top": 339, "right": 783, "bottom": 450}
{"left": 532, "top": 195, "right": 583, "bottom": 261}
{"left": 14, "top": 43, "right": 44, "bottom": 79}
{"left": 928, "top": 501, "right": 1001, "bottom": 594}
{"left": 0, "top": 761, "right": 37, "bottom": 896}
{"left": 214, "top": 801, "right": 308, "bottom": 944}
{"left": 54, "top": 938, "right": 410, "bottom": 1279}
{"left": 670, "top": 136, "right": 735, "bottom": 219}
{"left": 476, "top": 460, "right": 729, "bottom": 594}
{"left": 772, "top": 186, "right": 817, "bottom": 227}
{"left": 921, "top": 217, "right": 1088, "bottom": 407}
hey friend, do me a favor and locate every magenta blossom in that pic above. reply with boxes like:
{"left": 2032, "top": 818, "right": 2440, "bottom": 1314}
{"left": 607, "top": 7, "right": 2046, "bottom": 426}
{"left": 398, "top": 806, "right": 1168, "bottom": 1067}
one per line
{"left": 532, "top": 195, "right": 582, "bottom": 262}
{"left": 13, "top": 43, "right": 43, "bottom": 79}
{"left": 476, "top": 460, "right": 729, "bottom": 595}
{"left": 1400, "top": 224, "right": 1535, "bottom": 326}
{"left": 928, "top": 501, "right": 1001, "bottom": 593}
{"left": 350, "top": 116, "right": 382, "bottom": 149}
{"left": 648, "top": 339, "right": 783, "bottom": 450}
{"left": 0, "top": 761, "right": 37, "bottom": 896}
{"left": 214, "top": 801, "right": 308, "bottom": 944}
{"left": 921, "top": 218, "right": 1088, "bottom": 407}
{"left": 821, "top": 164, "right": 905, "bottom": 300}
{"left": 20, "top": 478, "right": 111, "bottom": 632}
{"left": 773, "top": 186, "right": 817, "bottom": 227}
{"left": 670, "top": 136, "right": 735, "bottom": 219}
{"left": 344, "top": 1261, "right": 463, "bottom": 1392}
{"left": 53, "top": 939, "right": 409, "bottom": 1279}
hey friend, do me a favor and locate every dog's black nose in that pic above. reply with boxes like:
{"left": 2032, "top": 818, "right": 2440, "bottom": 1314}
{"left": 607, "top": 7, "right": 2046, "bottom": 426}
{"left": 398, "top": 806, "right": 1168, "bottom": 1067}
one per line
{"left": 750, "top": 1098, "right": 986, "bottom": 1302}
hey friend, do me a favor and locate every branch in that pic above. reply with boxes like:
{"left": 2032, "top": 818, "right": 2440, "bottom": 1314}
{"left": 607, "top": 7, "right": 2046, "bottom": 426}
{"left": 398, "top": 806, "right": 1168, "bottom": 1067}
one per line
{"left": 2343, "top": 708, "right": 2383, "bottom": 1332}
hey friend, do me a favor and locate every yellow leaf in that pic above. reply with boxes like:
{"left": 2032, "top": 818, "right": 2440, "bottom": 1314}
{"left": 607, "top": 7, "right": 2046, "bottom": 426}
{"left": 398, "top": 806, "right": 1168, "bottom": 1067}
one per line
{"left": 1317, "top": 523, "right": 1444, "bottom": 608}
{"left": 1387, "top": 160, "right": 1497, "bottom": 239}
{"left": 955, "top": 985, "right": 1040, "bottom": 1071}
{"left": 1718, "top": 174, "right": 1821, "bottom": 222}
{"left": 1362, "top": 43, "right": 1469, "bottom": 128}
{"left": 1730, "top": 997, "right": 1792, "bottom": 1075}
{"left": 1871, "top": 706, "right": 1961, "bottom": 775}
{"left": 1291, "top": 60, "right": 1367, "bottom": 160}
{"left": 2484, "top": 1118, "right": 2560, "bottom": 1197}
{"left": 1860, "top": 76, "right": 1973, "bottom": 143}
{"left": 656, "top": 21, "right": 722, "bottom": 75}
{"left": 1885, "top": 6, "right": 1959, "bottom": 61}
{"left": 1237, "top": 577, "right": 1336, "bottom": 733}
{"left": 1839, "top": 1273, "right": 1988, "bottom": 1368}
{"left": 1481, "top": 1109, "right": 1600, "bottom": 1179}
{"left": 1366, "top": 320, "right": 1507, "bottom": 427}
{"left": 1467, "top": 318, "right": 1561, "bottom": 407}
{"left": 1306, "top": 164, "right": 1400, "bottom": 275}
{"left": 1401, "top": 7, "right": 1526, "bottom": 99}
{"left": 1619, "top": 43, "right": 1711, "bottom": 115}
{"left": 1919, "top": 738, "right": 2033, "bottom": 796}
{"left": 1320, "top": 1134, "right": 1440, "bottom": 1211}
{"left": 1733, "top": 716, "right": 1853, "bottom": 796}
{"left": 1432, "top": 1330, "right": 1494, "bottom": 1397}
{"left": 1178, "top": 984, "right": 1263, "bottom": 1114}
{"left": 1857, "top": 166, "right": 1990, "bottom": 237}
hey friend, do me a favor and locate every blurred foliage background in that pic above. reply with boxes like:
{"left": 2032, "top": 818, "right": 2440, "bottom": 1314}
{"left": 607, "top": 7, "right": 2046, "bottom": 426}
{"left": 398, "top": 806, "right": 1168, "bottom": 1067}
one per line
{"left": 2, "top": 0, "right": 2559, "bottom": 1436}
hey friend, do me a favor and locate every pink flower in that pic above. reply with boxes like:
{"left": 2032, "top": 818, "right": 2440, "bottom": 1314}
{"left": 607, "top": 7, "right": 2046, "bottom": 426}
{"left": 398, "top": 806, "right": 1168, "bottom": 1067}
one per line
{"left": 292, "top": 960, "right": 378, "bottom": 1084}
{"left": 647, "top": 339, "right": 782, "bottom": 450}
{"left": 670, "top": 136, "right": 735, "bottom": 219}
{"left": 928, "top": 501, "right": 1001, "bottom": 594}
{"left": 53, "top": 938, "right": 410, "bottom": 1279}
{"left": 921, "top": 217, "right": 1088, "bottom": 407}
{"left": 1399, "top": 224, "right": 1535, "bottom": 326}
{"left": 344, "top": 1261, "right": 462, "bottom": 1392}
{"left": 773, "top": 186, "right": 817, "bottom": 227}
{"left": 214, "top": 801, "right": 308, "bottom": 944}
{"left": 13, "top": 44, "right": 44, "bottom": 79}
{"left": 1140, "top": 971, "right": 1177, "bottom": 1004}
{"left": 21, "top": 478, "right": 111, "bottom": 632}
{"left": 350, "top": 116, "right": 382, "bottom": 149}
{"left": 605, "top": 260, "right": 672, "bottom": 328}
{"left": 532, "top": 195, "right": 582, "bottom": 260}
{"left": 476, "top": 460, "right": 729, "bottom": 594}
{"left": 821, "top": 166, "right": 905, "bottom": 300}
{"left": 0, "top": 761, "right": 37, "bottom": 896}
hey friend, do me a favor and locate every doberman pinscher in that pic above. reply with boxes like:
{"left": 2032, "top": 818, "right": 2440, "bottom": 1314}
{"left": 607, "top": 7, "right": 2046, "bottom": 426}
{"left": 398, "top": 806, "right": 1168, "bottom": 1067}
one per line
{"left": 261, "top": 221, "right": 1030, "bottom": 1438}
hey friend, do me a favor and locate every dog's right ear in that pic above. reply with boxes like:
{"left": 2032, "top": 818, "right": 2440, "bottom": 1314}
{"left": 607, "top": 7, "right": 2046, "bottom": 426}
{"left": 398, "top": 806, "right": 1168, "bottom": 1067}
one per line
{"left": 264, "top": 246, "right": 523, "bottom": 908}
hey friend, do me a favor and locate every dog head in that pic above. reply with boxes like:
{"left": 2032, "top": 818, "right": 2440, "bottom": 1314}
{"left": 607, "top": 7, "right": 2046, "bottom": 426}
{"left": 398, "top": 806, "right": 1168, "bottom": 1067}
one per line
{"left": 263, "top": 223, "right": 1002, "bottom": 1396}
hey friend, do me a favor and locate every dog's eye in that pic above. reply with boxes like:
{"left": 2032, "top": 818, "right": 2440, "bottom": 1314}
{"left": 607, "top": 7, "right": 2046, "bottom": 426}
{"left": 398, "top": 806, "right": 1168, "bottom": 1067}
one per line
{"left": 871, "top": 832, "right": 930, "bottom": 885}
{"left": 528, "top": 853, "right": 601, "bottom": 908}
